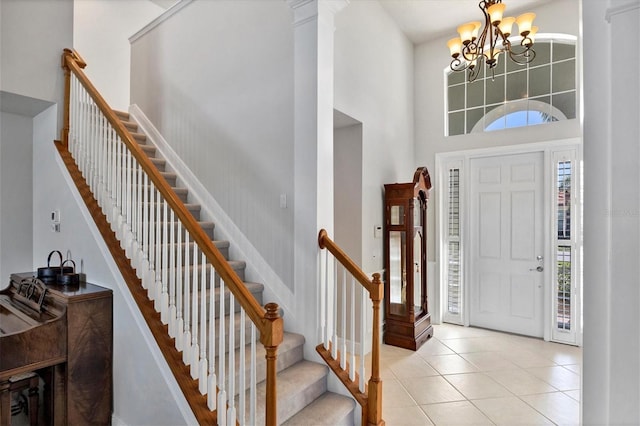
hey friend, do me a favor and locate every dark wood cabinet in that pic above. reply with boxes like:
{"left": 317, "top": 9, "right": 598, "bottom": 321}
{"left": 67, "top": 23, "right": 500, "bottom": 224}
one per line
{"left": 383, "top": 167, "right": 433, "bottom": 350}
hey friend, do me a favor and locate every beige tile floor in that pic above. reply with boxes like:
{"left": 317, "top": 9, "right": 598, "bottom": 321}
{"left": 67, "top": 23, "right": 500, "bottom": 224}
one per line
{"left": 381, "top": 323, "right": 581, "bottom": 425}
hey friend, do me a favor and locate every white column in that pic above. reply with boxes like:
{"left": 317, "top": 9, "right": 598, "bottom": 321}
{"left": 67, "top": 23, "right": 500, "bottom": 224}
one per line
{"left": 287, "top": 0, "right": 348, "bottom": 358}
{"left": 583, "top": 0, "right": 640, "bottom": 424}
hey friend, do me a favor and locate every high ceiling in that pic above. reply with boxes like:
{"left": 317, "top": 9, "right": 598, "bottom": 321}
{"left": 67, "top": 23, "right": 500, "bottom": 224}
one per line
{"left": 377, "top": 0, "right": 553, "bottom": 44}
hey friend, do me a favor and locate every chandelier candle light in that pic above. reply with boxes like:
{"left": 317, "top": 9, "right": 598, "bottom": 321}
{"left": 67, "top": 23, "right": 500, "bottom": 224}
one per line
{"left": 447, "top": 0, "right": 537, "bottom": 82}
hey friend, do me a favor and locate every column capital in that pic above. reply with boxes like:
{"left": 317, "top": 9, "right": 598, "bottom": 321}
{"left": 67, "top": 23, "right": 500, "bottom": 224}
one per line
{"left": 286, "top": 0, "right": 349, "bottom": 27}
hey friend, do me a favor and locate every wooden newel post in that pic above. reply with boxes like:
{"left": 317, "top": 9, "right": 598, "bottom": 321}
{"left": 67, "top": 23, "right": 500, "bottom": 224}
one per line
{"left": 60, "top": 49, "right": 87, "bottom": 148}
{"left": 367, "top": 273, "right": 385, "bottom": 426}
{"left": 61, "top": 49, "right": 72, "bottom": 147}
{"left": 262, "top": 302, "right": 284, "bottom": 426}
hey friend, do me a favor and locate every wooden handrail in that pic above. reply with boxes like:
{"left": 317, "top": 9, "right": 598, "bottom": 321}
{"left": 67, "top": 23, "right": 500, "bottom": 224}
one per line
{"left": 61, "top": 49, "right": 283, "bottom": 424}
{"left": 317, "top": 229, "right": 384, "bottom": 426}
{"left": 318, "top": 229, "right": 382, "bottom": 300}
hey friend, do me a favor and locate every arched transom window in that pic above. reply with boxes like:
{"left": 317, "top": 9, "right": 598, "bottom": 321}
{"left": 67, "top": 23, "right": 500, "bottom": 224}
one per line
{"left": 445, "top": 35, "right": 577, "bottom": 136}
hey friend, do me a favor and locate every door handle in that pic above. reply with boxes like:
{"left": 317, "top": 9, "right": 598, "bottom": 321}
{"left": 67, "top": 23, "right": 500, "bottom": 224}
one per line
{"left": 529, "top": 266, "right": 544, "bottom": 272}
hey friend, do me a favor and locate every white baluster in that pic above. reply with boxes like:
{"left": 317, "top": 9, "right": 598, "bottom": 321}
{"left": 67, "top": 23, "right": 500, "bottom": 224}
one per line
{"left": 107, "top": 128, "right": 116, "bottom": 222}
{"left": 156, "top": 199, "right": 167, "bottom": 312}
{"left": 238, "top": 310, "right": 246, "bottom": 426}
{"left": 168, "top": 213, "right": 177, "bottom": 337}
{"left": 199, "top": 251, "right": 208, "bottom": 393}
{"left": 81, "top": 91, "right": 87, "bottom": 175}
{"left": 207, "top": 266, "right": 217, "bottom": 410}
{"left": 98, "top": 114, "right": 106, "bottom": 205}
{"left": 113, "top": 137, "right": 122, "bottom": 235}
{"left": 151, "top": 192, "right": 160, "bottom": 300}
{"left": 324, "top": 250, "right": 330, "bottom": 349}
{"left": 182, "top": 230, "right": 192, "bottom": 365}
{"left": 104, "top": 117, "right": 112, "bottom": 211}
{"left": 131, "top": 162, "right": 142, "bottom": 268}
{"left": 332, "top": 260, "right": 338, "bottom": 359}
{"left": 227, "top": 292, "right": 236, "bottom": 426}
{"left": 139, "top": 172, "right": 150, "bottom": 278}
{"left": 190, "top": 244, "right": 200, "bottom": 379}
{"left": 120, "top": 150, "right": 131, "bottom": 245}
{"left": 160, "top": 200, "right": 170, "bottom": 321}
{"left": 350, "top": 276, "right": 356, "bottom": 382}
{"left": 218, "top": 278, "right": 227, "bottom": 426}
{"left": 341, "top": 268, "right": 347, "bottom": 370}
{"left": 175, "top": 225, "right": 184, "bottom": 351}
{"left": 250, "top": 324, "right": 256, "bottom": 426}
{"left": 126, "top": 159, "right": 137, "bottom": 260}
{"left": 144, "top": 185, "right": 156, "bottom": 292}
{"left": 318, "top": 249, "right": 326, "bottom": 348}
{"left": 360, "top": 285, "right": 366, "bottom": 392}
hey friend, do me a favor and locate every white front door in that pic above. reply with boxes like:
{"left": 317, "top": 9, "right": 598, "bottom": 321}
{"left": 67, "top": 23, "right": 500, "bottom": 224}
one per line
{"left": 470, "top": 152, "right": 545, "bottom": 337}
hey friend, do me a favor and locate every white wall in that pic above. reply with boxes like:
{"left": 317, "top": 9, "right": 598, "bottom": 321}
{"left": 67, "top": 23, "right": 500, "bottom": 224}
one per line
{"left": 130, "top": 0, "right": 296, "bottom": 289}
{"left": 32, "top": 106, "right": 194, "bottom": 426}
{"left": 414, "top": 0, "right": 582, "bottom": 261}
{"left": 0, "top": 0, "right": 73, "bottom": 131}
{"left": 74, "top": 0, "right": 165, "bottom": 110}
{"left": 334, "top": 121, "right": 363, "bottom": 265}
{"left": 582, "top": 0, "right": 640, "bottom": 424}
{"left": 334, "top": 0, "right": 415, "bottom": 275}
{"left": 0, "top": 112, "right": 33, "bottom": 283}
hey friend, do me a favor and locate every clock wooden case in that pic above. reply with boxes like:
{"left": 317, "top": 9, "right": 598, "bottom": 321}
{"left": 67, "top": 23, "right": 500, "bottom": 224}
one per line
{"left": 383, "top": 167, "right": 433, "bottom": 350}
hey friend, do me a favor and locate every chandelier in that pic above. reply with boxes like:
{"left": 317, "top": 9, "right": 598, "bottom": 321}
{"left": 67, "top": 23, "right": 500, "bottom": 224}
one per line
{"left": 447, "top": 0, "right": 537, "bottom": 82}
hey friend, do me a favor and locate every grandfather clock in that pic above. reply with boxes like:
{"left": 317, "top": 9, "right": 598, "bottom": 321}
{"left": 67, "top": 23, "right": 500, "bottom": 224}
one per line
{"left": 383, "top": 167, "right": 433, "bottom": 350}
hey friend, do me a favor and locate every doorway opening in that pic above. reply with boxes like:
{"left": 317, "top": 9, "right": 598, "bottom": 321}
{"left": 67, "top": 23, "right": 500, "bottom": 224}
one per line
{"left": 436, "top": 141, "right": 582, "bottom": 346}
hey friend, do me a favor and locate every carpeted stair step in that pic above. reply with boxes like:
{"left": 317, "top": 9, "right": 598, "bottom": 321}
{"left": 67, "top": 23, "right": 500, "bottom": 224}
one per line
{"left": 192, "top": 281, "right": 263, "bottom": 318}
{"left": 134, "top": 184, "right": 189, "bottom": 202}
{"left": 121, "top": 120, "right": 138, "bottom": 132}
{"left": 137, "top": 142, "right": 156, "bottom": 157}
{"left": 282, "top": 392, "right": 356, "bottom": 426}
{"left": 183, "top": 260, "right": 246, "bottom": 283}
{"left": 143, "top": 202, "right": 201, "bottom": 221}
{"left": 150, "top": 157, "right": 167, "bottom": 172}
{"left": 206, "top": 332, "right": 304, "bottom": 389}
{"left": 152, "top": 220, "right": 214, "bottom": 239}
{"left": 246, "top": 361, "right": 331, "bottom": 425}
{"left": 160, "top": 171, "right": 178, "bottom": 187}
{"left": 152, "top": 240, "right": 229, "bottom": 261}
{"left": 113, "top": 110, "right": 130, "bottom": 121}
{"left": 130, "top": 131, "right": 147, "bottom": 143}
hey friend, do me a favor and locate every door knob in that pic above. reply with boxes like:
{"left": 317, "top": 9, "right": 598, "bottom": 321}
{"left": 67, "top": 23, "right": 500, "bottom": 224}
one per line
{"left": 529, "top": 266, "right": 544, "bottom": 272}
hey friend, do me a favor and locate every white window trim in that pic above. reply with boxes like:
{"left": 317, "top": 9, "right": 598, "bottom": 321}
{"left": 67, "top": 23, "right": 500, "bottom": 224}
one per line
{"left": 471, "top": 99, "right": 568, "bottom": 133}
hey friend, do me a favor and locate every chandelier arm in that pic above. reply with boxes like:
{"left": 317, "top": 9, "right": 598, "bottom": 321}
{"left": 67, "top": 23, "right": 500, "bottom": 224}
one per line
{"left": 507, "top": 47, "right": 536, "bottom": 65}
{"left": 450, "top": 57, "right": 471, "bottom": 72}
{"left": 467, "top": 63, "right": 482, "bottom": 82}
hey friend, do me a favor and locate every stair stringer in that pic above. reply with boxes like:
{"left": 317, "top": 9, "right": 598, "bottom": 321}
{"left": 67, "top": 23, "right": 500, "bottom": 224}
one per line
{"left": 129, "top": 104, "right": 298, "bottom": 328}
{"left": 51, "top": 145, "right": 197, "bottom": 425}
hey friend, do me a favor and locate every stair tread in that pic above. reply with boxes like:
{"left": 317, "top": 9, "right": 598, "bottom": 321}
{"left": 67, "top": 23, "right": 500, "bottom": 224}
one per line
{"left": 113, "top": 109, "right": 129, "bottom": 119}
{"left": 282, "top": 392, "right": 356, "bottom": 426}
{"left": 249, "top": 360, "right": 329, "bottom": 424}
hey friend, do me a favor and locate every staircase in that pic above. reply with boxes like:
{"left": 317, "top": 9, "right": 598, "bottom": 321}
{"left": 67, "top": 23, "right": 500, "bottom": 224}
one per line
{"left": 60, "top": 48, "right": 386, "bottom": 425}
{"left": 110, "top": 109, "right": 356, "bottom": 425}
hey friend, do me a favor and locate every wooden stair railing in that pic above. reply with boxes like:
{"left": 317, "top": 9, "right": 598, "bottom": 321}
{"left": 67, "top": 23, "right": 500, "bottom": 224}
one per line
{"left": 317, "top": 229, "right": 384, "bottom": 426}
{"left": 60, "top": 48, "right": 283, "bottom": 425}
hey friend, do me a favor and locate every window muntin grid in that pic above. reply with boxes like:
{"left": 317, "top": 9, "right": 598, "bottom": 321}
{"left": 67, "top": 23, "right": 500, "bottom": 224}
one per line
{"left": 446, "top": 168, "right": 461, "bottom": 315}
{"left": 557, "top": 245, "right": 572, "bottom": 331}
{"left": 446, "top": 37, "right": 577, "bottom": 136}
{"left": 554, "top": 159, "right": 573, "bottom": 334}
